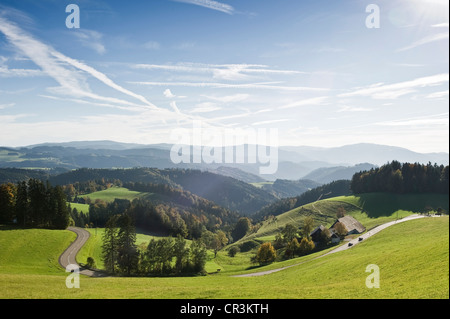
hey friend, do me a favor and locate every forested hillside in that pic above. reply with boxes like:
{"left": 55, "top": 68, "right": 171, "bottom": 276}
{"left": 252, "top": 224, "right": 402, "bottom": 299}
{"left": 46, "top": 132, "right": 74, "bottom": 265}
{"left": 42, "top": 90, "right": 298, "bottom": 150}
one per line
{"left": 48, "top": 168, "right": 276, "bottom": 215}
{"left": 351, "top": 161, "right": 449, "bottom": 194}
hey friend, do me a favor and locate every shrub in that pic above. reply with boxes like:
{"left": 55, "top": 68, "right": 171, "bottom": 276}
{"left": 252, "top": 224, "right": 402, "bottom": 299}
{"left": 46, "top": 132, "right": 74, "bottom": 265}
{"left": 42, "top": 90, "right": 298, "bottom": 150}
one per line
{"left": 239, "top": 240, "right": 260, "bottom": 252}
{"left": 255, "top": 242, "right": 276, "bottom": 265}
{"left": 86, "top": 257, "right": 96, "bottom": 269}
{"left": 228, "top": 246, "right": 240, "bottom": 257}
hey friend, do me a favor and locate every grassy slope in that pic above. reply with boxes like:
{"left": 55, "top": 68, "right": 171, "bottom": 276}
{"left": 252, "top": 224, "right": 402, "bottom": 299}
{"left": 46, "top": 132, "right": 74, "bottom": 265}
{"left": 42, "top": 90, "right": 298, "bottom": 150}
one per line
{"left": 82, "top": 187, "right": 148, "bottom": 203}
{"left": 0, "top": 227, "right": 76, "bottom": 275}
{"left": 69, "top": 203, "right": 90, "bottom": 214}
{"left": 0, "top": 216, "right": 448, "bottom": 299}
{"left": 244, "top": 193, "right": 449, "bottom": 243}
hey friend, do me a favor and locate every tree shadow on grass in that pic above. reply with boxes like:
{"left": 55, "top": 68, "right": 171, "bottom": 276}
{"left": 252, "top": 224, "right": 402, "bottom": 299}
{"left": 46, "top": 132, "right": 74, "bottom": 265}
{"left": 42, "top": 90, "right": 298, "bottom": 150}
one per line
{"left": 353, "top": 193, "right": 449, "bottom": 218}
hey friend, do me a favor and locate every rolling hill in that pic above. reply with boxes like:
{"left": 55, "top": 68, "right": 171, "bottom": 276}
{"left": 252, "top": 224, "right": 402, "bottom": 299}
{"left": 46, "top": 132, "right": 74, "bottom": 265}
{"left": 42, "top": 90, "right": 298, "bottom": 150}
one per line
{"left": 301, "top": 163, "right": 377, "bottom": 184}
{"left": 0, "top": 215, "right": 447, "bottom": 299}
{"left": 1, "top": 141, "right": 448, "bottom": 182}
{"left": 241, "top": 192, "right": 449, "bottom": 244}
{"left": 49, "top": 167, "right": 277, "bottom": 216}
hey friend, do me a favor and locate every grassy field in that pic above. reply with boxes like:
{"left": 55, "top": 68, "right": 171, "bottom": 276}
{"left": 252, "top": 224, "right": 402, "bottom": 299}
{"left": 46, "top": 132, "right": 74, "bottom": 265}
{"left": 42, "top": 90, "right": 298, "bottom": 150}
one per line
{"left": 82, "top": 187, "right": 149, "bottom": 203}
{"left": 0, "top": 227, "right": 76, "bottom": 275}
{"left": 69, "top": 203, "right": 90, "bottom": 214}
{"left": 0, "top": 216, "right": 447, "bottom": 298}
{"left": 242, "top": 193, "right": 449, "bottom": 245}
{"left": 250, "top": 181, "right": 274, "bottom": 188}
{"left": 68, "top": 187, "right": 148, "bottom": 215}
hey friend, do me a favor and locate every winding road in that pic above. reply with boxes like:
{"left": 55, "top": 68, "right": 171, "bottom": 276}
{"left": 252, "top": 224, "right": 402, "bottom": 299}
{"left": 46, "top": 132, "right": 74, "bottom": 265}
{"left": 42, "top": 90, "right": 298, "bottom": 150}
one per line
{"left": 232, "top": 214, "right": 431, "bottom": 278}
{"left": 60, "top": 215, "right": 434, "bottom": 278}
{"left": 59, "top": 226, "right": 106, "bottom": 277}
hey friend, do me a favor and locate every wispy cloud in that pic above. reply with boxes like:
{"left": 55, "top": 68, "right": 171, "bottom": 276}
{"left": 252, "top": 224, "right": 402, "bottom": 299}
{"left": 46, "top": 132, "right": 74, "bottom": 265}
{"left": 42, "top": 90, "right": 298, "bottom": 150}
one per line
{"left": 201, "top": 93, "right": 250, "bottom": 103}
{"left": 72, "top": 29, "right": 106, "bottom": 55}
{"left": 133, "top": 62, "right": 306, "bottom": 81}
{"left": 339, "top": 73, "right": 449, "bottom": 99}
{"left": 0, "top": 65, "right": 44, "bottom": 77}
{"left": 252, "top": 119, "right": 290, "bottom": 126}
{"left": 163, "top": 89, "right": 175, "bottom": 98}
{"left": 0, "top": 13, "right": 158, "bottom": 110}
{"left": 431, "top": 23, "right": 449, "bottom": 28}
{"left": 130, "top": 81, "right": 329, "bottom": 92}
{"left": 0, "top": 103, "right": 15, "bottom": 109}
{"left": 171, "top": 0, "right": 234, "bottom": 15}
{"left": 397, "top": 32, "right": 449, "bottom": 52}
{"left": 336, "top": 105, "right": 373, "bottom": 112}
{"left": 189, "top": 102, "right": 222, "bottom": 113}
{"left": 426, "top": 90, "right": 449, "bottom": 99}
{"left": 374, "top": 113, "right": 449, "bottom": 127}
{"left": 278, "top": 96, "right": 329, "bottom": 109}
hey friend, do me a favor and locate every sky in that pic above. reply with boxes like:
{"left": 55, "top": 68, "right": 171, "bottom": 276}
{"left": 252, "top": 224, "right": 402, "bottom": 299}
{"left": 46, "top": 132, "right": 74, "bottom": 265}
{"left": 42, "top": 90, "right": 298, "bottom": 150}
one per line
{"left": 0, "top": 0, "right": 448, "bottom": 153}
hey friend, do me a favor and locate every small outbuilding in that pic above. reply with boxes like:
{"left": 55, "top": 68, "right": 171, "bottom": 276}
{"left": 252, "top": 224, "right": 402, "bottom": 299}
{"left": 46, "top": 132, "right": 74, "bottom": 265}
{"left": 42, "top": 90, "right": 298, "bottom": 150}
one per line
{"left": 310, "top": 225, "right": 327, "bottom": 243}
{"left": 329, "top": 229, "right": 341, "bottom": 244}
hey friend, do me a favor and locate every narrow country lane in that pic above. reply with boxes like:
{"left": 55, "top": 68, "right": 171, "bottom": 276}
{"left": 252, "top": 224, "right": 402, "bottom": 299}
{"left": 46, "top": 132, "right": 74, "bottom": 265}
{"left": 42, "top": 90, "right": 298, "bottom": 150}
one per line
{"left": 59, "top": 226, "right": 106, "bottom": 277}
{"left": 232, "top": 214, "right": 432, "bottom": 278}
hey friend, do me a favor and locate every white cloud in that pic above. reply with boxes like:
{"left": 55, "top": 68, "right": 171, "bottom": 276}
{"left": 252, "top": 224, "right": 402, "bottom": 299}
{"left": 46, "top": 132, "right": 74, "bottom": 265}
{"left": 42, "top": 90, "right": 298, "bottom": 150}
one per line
{"left": 201, "top": 93, "right": 250, "bottom": 103}
{"left": 252, "top": 119, "right": 290, "bottom": 126}
{"left": 189, "top": 102, "right": 222, "bottom": 113}
{"left": 0, "top": 65, "right": 44, "bottom": 77}
{"left": 133, "top": 62, "right": 306, "bottom": 81}
{"left": 163, "top": 89, "right": 175, "bottom": 98}
{"left": 0, "top": 103, "right": 15, "bottom": 109}
{"left": 72, "top": 29, "right": 106, "bottom": 55}
{"left": 374, "top": 113, "right": 449, "bottom": 127}
{"left": 171, "top": 0, "right": 234, "bottom": 15}
{"left": 339, "top": 73, "right": 449, "bottom": 99}
{"left": 0, "top": 15, "right": 160, "bottom": 110}
{"left": 336, "top": 105, "right": 373, "bottom": 112}
{"left": 278, "top": 96, "right": 329, "bottom": 109}
{"left": 431, "top": 23, "right": 449, "bottom": 28}
{"left": 426, "top": 90, "right": 449, "bottom": 99}
{"left": 397, "top": 32, "right": 449, "bottom": 52}
{"left": 130, "top": 81, "right": 329, "bottom": 92}
{"left": 170, "top": 101, "right": 182, "bottom": 114}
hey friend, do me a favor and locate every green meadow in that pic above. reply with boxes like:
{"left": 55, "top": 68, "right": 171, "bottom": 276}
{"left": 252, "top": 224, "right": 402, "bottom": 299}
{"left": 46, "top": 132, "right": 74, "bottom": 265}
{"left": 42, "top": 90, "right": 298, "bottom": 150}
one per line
{"left": 82, "top": 187, "right": 149, "bottom": 203}
{"left": 242, "top": 193, "right": 449, "bottom": 245}
{"left": 0, "top": 216, "right": 448, "bottom": 299}
{"left": 0, "top": 227, "right": 76, "bottom": 275}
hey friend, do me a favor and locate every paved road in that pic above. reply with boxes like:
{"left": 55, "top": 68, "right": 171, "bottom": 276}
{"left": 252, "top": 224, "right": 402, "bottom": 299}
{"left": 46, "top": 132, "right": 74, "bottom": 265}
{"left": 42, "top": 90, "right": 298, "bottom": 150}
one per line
{"left": 59, "top": 226, "right": 106, "bottom": 277}
{"left": 232, "top": 214, "right": 430, "bottom": 278}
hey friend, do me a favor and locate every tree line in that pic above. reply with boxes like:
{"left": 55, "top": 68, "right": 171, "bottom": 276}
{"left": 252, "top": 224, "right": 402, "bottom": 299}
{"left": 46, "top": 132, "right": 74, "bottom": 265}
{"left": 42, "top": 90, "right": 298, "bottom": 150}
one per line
{"left": 101, "top": 214, "right": 208, "bottom": 276}
{"left": 351, "top": 161, "right": 449, "bottom": 194}
{"left": 0, "top": 179, "right": 70, "bottom": 229}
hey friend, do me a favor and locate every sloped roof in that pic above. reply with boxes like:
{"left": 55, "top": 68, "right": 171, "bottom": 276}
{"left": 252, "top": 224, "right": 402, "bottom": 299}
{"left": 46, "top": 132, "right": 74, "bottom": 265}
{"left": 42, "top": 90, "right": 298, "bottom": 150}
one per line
{"left": 336, "top": 215, "right": 365, "bottom": 234}
{"left": 310, "top": 225, "right": 326, "bottom": 237}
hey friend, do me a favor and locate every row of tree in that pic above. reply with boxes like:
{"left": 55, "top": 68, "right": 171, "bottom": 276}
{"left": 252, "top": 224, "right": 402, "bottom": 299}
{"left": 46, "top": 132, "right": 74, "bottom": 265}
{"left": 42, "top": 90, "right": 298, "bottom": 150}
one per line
{"left": 351, "top": 161, "right": 449, "bottom": 194}
{"left": 0, "top": 179, "right": 70, "bottom": 229}
{"left": 101, "top": 214, "right": 208, "bottom": 276}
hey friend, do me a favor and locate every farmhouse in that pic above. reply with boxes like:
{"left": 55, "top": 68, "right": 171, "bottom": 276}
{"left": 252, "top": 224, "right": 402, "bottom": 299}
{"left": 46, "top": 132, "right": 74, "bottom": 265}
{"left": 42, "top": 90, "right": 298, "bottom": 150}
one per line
{"left": 310, "top": 225, "right": 327, "bottom": 243}
{"left": 331, "top": 215, "right": 365, "bottom": 235}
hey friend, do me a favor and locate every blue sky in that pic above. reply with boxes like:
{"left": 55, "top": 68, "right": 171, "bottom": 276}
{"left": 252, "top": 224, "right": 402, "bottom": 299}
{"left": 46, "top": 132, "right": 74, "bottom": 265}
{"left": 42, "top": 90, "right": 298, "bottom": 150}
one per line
{"left": 0, "top": 0, "right": 448, "bottom": 153}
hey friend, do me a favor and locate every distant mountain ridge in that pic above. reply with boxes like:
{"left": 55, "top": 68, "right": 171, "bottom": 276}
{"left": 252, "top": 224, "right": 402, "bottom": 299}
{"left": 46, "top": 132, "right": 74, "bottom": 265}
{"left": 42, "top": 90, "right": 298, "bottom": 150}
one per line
{"left": 302, "top": 163, "right": 378, "bottom": 184}
{"left": 0, "top": 141, "right": 447, "bottom": 182}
